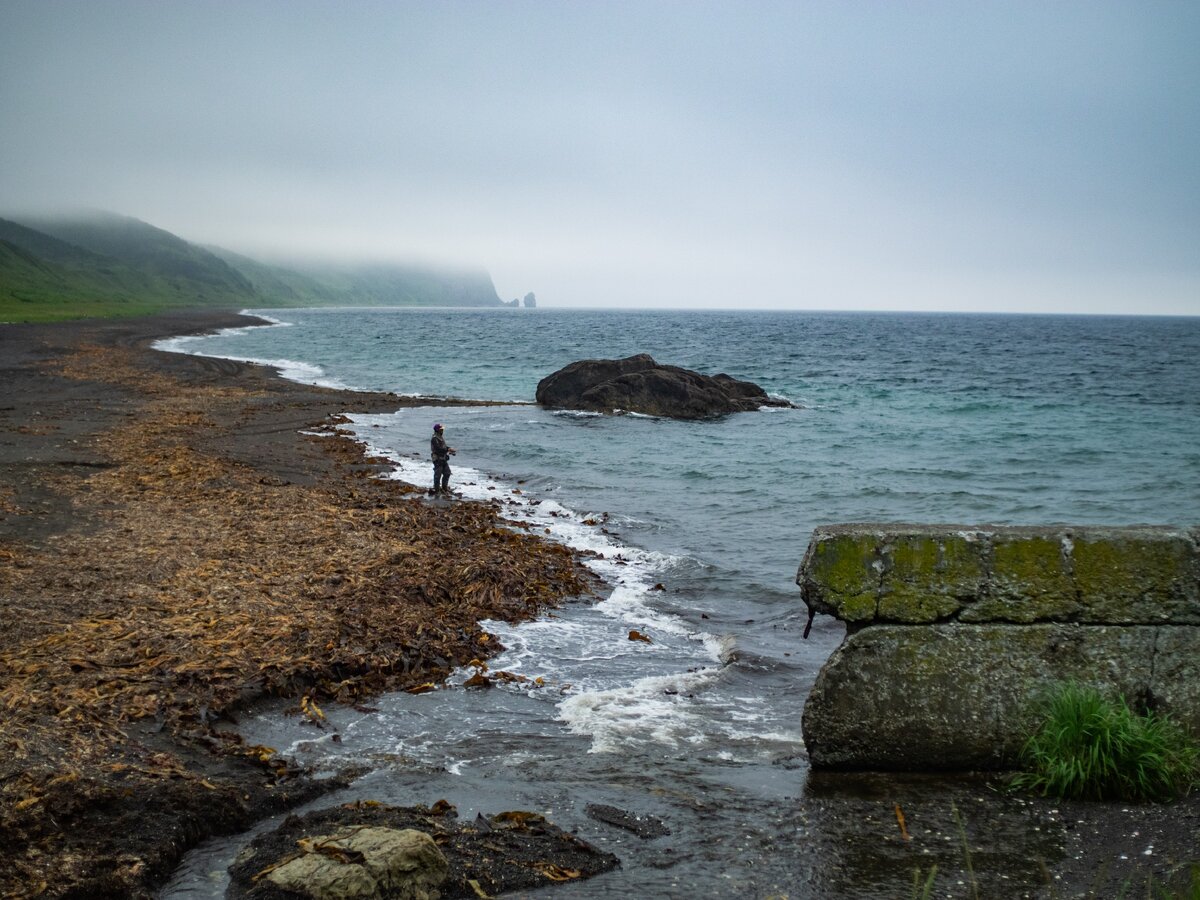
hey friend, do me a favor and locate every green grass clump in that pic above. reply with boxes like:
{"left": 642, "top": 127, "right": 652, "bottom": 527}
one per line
{"left": 1011, "top": 682, "right": 1199, "bottom": 802}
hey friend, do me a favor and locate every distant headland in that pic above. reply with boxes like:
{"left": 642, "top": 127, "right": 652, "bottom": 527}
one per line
{"left": 0, "top": 210, "right": 524, "bottom": 322}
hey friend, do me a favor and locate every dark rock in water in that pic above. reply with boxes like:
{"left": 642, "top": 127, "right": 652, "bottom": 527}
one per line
{"left": 585, "top": 802, "right": 672, "bottom": 839}
{"left": 535, "top": 353, "right": 794, "bottom": 419}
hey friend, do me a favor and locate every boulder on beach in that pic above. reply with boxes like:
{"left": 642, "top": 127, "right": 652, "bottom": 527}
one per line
{"left": 263, "top": 826, "right": 447, "bottom": 900}
{"left": 228, "top": 800, "right": 619, "bottom": 900}
{"left": 535, "top": 353, "right": 794, "bottom": 419}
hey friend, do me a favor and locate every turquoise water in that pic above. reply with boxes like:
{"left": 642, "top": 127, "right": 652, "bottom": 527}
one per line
{"left": 159, "top": 308, "right": 1200, "bottom": 897}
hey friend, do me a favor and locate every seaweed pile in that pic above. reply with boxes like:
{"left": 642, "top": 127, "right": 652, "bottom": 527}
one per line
{"left": 0, "top": 342, "right": 593, "bottom": 897}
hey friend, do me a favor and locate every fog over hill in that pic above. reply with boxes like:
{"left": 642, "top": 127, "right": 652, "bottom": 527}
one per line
{"left": 0, "top": 211, "right": 506, "bottom": 322}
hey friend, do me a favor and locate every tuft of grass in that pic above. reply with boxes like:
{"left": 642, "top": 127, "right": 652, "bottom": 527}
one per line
{"left": 1011, "top": 682, "right": 1199, "bottom": 802}
{"left": 910, "top": 864, "right": 938, "bottom": 900}
{"left": 951, "top": 802, "right": 980, "bottom": 899}
{"left": 1118, "top": 863, "right": 1200, "bottom": 900}
{"left": 908, "top": 802, "right": 979, "bottom": 899}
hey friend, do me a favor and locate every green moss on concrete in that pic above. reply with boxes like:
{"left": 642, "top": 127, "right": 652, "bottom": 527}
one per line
{"left": 839, "top": 591, "right": 880, "bottom": 623}
{"left": 877, "top": 589, "right": 963, "bottom": 623}
{"left": 960, "top": 594, "right": 1081, "bottom": 623}
{"left": 800, "top": 526, "right": 1199, "bottom": 627}
{"left": 1074, "top": 536, "right": 1196, "bottom": 623}
{"left": 876, "top": 535, "right": 983, "bottom": 623}
{"left": 963, "top": 536, "right": 1078, "bottom": 623}
{"left": 993, "top": 536, "right": 1069, "bottom": 587}
{"left": 805, "top": 536, "right": 879, "bottom": 620}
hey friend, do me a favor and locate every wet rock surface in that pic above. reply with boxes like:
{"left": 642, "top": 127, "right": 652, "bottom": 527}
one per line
{"left": 259, "top": 826, "right": 448, "bottom": 900}
{"left": 535, "top": 353, "right": 794, "bottom": 419}
{"left": 803, "top": 623, "right": 1200, "bottom": 769}
{"left": 228, "top": 801, "right": 619, "bottom": 899}
{"left": 585, "top": 803, "right": 671, "bottom": 839}
{"left": 796, "top": 771, "right": 1200, "bottom": 899}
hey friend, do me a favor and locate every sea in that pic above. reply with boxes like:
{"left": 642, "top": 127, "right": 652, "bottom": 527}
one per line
{"left": 157, "top": 307, "right": 1200, "bottom": 898}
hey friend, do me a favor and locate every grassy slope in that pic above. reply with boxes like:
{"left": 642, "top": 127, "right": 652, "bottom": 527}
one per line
{"left": 206, "top": 246, "right": 504, "bottom": 308}
{"left": 0, "top": 236, "right": 178, "bottom": 322}
{"left": 0, "top": 215, "right": 259, "bottom": 322}
{"left": 0, "top": 213, "right": 504, "bottom": 323}
{"left": 18, "top": 212, "right": 256, "bottom": 300}
{"left": 290, "top": 261, "right": 503, "bottom": 307}
{"left": 203, "top": 245, "right": 342, "bottom": 308}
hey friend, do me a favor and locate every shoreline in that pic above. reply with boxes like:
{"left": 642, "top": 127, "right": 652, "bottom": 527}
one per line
{"left": 156, "top": 307, "right": 539, "bottom": 404}
{"left": 0, "top": 310, "right": 594, "bottom": 898}
{"left": 3, "top": 309, "right": 1198, "bottom": 898}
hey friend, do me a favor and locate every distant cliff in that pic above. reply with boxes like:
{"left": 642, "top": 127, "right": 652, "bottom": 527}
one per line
{"left": 281, "top": 260, "right": 503, "bottom": 308}
{"left": 0, "top": 211, "right": 505, "bottom": 322}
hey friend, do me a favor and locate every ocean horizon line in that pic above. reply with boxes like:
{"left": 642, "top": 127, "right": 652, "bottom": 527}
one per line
{"left": 237, "top": 304, "right": 1199, "bottom": 320}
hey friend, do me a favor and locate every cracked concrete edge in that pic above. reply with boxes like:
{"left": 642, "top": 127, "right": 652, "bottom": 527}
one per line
{"left": 796, "top": 523, "right": 1200, "bottom": 627}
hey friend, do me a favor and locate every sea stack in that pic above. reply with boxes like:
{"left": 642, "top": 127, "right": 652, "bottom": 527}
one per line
{"left": 535, "top": 353, "right": 794, "bottom": 419}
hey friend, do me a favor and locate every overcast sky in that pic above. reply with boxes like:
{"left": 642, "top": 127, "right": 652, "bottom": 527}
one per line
{"left": 1, "top": 1, "right": 1197, "bottom": 314}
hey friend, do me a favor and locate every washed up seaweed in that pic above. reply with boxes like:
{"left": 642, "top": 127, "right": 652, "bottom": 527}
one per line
{"left": 0, "top": 342, "right": 595, "bottom": 898}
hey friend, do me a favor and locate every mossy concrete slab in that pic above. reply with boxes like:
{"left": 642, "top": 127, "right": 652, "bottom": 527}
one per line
{"left": 962, "top": 533, "right": 1078, "bottom": 623}
{"left": 802, "top": 624, "right": 1163, "bottom": 770}
{"left": 876, "top": 532, "right": 986, "bottom": 622}
{"left": 1148, "top": 627, "right": 1200, "bottom": 737}
{"left": 798, "top": 528, "right": 883, "bottom": 624}
{"left": 1072, "top": 528, "right": 1200, "bottom": 624}
{"left": 798, "top": 524, "right": 1199, "bottom": 626}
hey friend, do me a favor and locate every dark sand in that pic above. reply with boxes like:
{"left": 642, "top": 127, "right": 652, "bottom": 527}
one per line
{"left": 0, "top": 311, "right": 1196, "bottom": 899}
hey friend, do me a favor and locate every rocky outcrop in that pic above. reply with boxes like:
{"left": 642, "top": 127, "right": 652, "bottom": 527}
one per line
{"left": 229, "top": 801, "right": 619, "bottom": 899}
{"left": 535, "top": 354, "right": 794, "bottom": 419}
{"left": 264, "top": 827, "right": 448, "bottom": 900}
{"left": 798, "top": 524, "right": 1200, "bottom": 770}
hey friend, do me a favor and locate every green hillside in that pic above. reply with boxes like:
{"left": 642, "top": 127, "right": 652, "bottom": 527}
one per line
{"left": 204, "top": 247, "right": 503, "bottom": 309}
{"left": 0, "top": 212, "right": 507, "bottom": 323}
{"left": 0, "top": 217, "right": 110, "bottom": 264}
{"left": 203, "top": 245, "right": 341, "bottom": 307}
{"left": 19, "top": 212, "right": 256, "bottom": 303}
{"left": 290, "top": 261, "right": 503, "bottom": 308}
{"left": 0, "top": 219, "right": 191, "bottom": 321}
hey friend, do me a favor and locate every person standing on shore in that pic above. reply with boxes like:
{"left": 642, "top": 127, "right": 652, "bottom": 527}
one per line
{"left": 430, "top": 422, "right": 456, "bottom": 496}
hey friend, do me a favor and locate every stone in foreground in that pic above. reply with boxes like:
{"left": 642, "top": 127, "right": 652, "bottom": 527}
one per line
{"left": 265, "top": 827, "right": 447, "bottom": 900}
{"left": 535, "top": 353, "right": 794, "bottom": 419}
{"left": 229, "top": 800, "right": 619, "bottom": 899}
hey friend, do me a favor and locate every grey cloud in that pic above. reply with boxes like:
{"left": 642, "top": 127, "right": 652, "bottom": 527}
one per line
{"left": 1, "top": 0, "right": 1197, "bottom": 313}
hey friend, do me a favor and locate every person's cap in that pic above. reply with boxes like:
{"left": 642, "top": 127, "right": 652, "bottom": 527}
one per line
{"left": 433, "top": 423, "right": 443, "bottom": 431}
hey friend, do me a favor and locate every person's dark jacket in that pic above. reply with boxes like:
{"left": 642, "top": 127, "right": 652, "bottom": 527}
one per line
{"left": 431, "top": 433, "right": 450, "bottom": 463}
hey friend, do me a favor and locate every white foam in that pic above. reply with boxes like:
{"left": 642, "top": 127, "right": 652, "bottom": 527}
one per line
{"left": 254, "top": 356, "right": 347, "bottom": 387}
{"left": 151, "top": 312, "right": 291, "bottom": 355}
{"left": 551, "top": 410, "right": 603, "bottom": 419}
{"left": 557, "top": 667, "right": 722, "bottom": 753}
{"left": 152, "top": 315, "right": 360, "bottom": 390}
{"left": 243, "top": 310, "right": 292, "bottom": 326}
{"left": 342, "top": 412, "right": 764, "bottom": 754}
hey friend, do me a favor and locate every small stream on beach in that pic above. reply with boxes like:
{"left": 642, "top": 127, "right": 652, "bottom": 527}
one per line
{"left": 157, "top": 308, "right": 1200, "bottom": 897}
